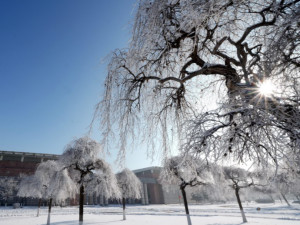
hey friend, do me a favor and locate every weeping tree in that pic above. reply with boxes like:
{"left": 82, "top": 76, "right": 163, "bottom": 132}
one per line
{"left": 18, "top": 160, "right": 77, "bottom": 225}
{"left": 160, "top": 155, "right": 213, "bottom": 225}
{"left": 98, "top": 0, "right": 300, "bottom": 170}
{"left": 116, "top": 168, "right": 142, "bottom": 220}
{"left": 18, "top": 175, "right": 44, "bottom": 216}
{"left": 59, "top": 137, "right": 120, "bottom": 224}
{"left": 85, "top": 163, "right": 121, "bottom": 205}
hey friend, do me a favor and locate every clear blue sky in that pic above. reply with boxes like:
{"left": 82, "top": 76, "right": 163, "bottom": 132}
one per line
{"left": 0, "top": 0, "right": 159, "bottom": 170}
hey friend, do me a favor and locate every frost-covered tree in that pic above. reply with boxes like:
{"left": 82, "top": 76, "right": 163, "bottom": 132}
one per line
{"left": 0, "top": 176, "right": 19, "bottom": 206}
{"left": 98, "top": 0, "right": 300, "bottom": 169}
{"left": 272, "top": 171, "right": 295, "bottom": 206}
{"left": 59, "top": 137, "right": 120, "bottom": 223}
{"left": 18, "top": 175, "right": 43, "bottom": 215}
{"left": 160, "top": 155, "right": 213, "bottom": 225}
{"left": 18, "top": 160, "right": 77, "bottom": 224}
{"left": 291, "top": 179, "right": 300, "bottom": 202}
{"left": 116, "top": 168, "right": 142, "bottom": 220}
{"left": 222, "top": 167, "right": 258, "bottom": 223}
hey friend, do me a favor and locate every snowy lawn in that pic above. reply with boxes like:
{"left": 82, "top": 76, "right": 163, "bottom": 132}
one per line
{"left": 0, "top": 202, "right": 299, "bottom": 225}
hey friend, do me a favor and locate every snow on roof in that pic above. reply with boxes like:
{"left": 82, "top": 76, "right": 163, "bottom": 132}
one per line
{"left": 0, "top": 150, "right": 60, "bottom": 159}
{"left": 133, "top": 166, "right": 162, "bottom": 174}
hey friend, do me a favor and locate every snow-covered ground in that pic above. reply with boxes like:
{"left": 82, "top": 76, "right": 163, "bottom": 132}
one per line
{"left": 0, "top": 202, "right": 299, "bottom": 225}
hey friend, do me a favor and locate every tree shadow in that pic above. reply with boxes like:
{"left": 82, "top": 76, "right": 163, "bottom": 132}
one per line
{"left": 207, "top": 223, "right": 245, "bottom": 225}
{"left": 49, "top": 219, "right": 123, "bottom": 225}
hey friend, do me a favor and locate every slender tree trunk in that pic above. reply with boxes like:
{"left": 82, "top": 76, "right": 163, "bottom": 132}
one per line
{"left": 234, "top": 188, "right": 247, "bottom": 223}
{"left": 295, "top": 195, "right": 300, "bottom": 202}
{"left": 180, "top": 186, "right": 192, "bottom": 225}
{"left": 47, "top": 198, "right": 52, "bottom": 225}
{"left": 268, "top": 194, "right": 274, "bottom": 203}
{"left": 79, "top": 185, "right": 85, "bottom": 223}
{"left": 280, "top": 192, "right": 291, "bottom": 206}
{"left": 278, "top": 195, "right": 283, "bottom": 203}
{"left": 122, "top": 197, "right": 126, "bottom": 220}
{"left": 37, "top": 198, "right": 42, "bottom": 217}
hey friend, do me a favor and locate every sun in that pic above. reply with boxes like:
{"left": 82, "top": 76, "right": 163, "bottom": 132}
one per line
{"left": 258, "top": 79, "right": 275, "bottom": 97}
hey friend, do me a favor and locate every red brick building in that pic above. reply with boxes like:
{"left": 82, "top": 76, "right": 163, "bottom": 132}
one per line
{"left": 0, "top": 150, "right": 59, "bottom": 206}
{"left": 133, "top": 167, "right": 165, "bottom": 204}
{"left": 0, "top": 150, "right": 59, "bottom": 177}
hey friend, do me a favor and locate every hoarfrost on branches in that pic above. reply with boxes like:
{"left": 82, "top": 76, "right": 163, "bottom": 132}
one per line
{"left": 160, "top": 155, "right": 213, "bottom": 187}
{"left": 117, "top": 168, "right": 142, "bottom": 199}
{"left": 116, "top": 168, "right": 142, "bottom": 220}
{"left": 18, "top": 160, "right": 77, "bottom": 202}
{"left": 160, "top": 154, "right": 213, "bottom": 225}
{"left": 98, "top": 0, "right": 300, "bottom": 168}
{"left": 47, "top": 169, "right": 78, "bottom": 202}
{"left": 18, "top": 175, "right": 43, "bottom": 199}
{"left": 59, "top": 136, "right": 120, "bottom": 222}
{"left": 85, "top": 163, "right": 121, "bottom": 200}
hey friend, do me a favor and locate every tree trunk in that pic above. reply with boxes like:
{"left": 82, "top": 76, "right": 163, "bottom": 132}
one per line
{"left": 234, "top": 188, "right": 247, "bottom": 223}
{"left": 122, "top": 197, "right": 126, "bottom": 220}
{"left": 295, "top": 195, "right": 300, "bottom": 202}
{"left": 37, "top": 198, "right": 42, "bottom": 217}
{"left": 79, "top": 185, "right": 85, "bottom": 223}
{"left": 47, "top": 198, "right": 52, "bottom": 225}
{"left": 180, "top": 186, "right": 192, "bottom": 225}
{"left": 280, "top": 192, "right": 291, "bottom": 206}
{"left": 278, "top": 195, "right": 283, "bottom": 203}
{"left": 268, "top": 194, "right": 275, "bottom": 204}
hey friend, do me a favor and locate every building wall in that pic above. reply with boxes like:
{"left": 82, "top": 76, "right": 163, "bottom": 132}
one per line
{"left": 0, "top": 151, "right": 59, "bottom": 177}
{"left": 134, "top": 167, "right": 166, "bottom": 204}
{"left": 0, "top": 150, "right": 59, "bottom": 206}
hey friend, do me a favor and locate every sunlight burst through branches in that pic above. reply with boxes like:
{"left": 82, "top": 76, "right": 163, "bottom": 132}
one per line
{"left": 258, "top": 80, "right": 275, "bottom": 97}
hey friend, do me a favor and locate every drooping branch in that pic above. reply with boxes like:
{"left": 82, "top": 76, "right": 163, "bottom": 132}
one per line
{"left": 99, "top": 0, "right": 300, "bottom": 164}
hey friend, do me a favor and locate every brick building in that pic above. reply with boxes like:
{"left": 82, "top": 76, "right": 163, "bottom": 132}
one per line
{"left": 133, "top": 167, "right": 165, "bottom": 204}
{"left": 0, "top": 150, "right": 59, "bottom": 177}
{"left": 0, "top": 150, "right": 59, "bottom": 206}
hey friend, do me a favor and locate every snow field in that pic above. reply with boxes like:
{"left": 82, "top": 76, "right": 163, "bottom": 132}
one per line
{"left": 0, "top": 202, "right": 299, "bottom": 225}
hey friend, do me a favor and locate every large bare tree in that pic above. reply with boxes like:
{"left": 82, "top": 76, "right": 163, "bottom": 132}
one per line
{"left": 99, "top": 0, "right": 300, "bottom": 167}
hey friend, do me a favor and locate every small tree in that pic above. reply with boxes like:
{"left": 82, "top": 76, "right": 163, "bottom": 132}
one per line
{"left": 18, "top": 160, "right": 77, "bottom": 224}
{"left": 272, "top": 171, "right": 294, "bottom": 206}
{"left": 18, "top": 175, "right": 43, "bottom": 215}
{"left": 59, "top": 136, "right": 120, "bottom": 224}
{"left": 116, "top": 168, "right": 142, "bottom": 220}
{"left": 160, "top": 155, "right": 213, "bottom": 225}
{"left": 223, "top": 167, "right": 256, "bottom": 223}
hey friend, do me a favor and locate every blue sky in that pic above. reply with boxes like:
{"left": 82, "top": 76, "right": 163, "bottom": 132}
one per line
{"left": 0, "top": 0, "right": 159, "bottom": 170}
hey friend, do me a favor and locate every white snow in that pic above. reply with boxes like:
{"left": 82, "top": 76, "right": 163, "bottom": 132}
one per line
{"left": 0, "top": 202, "right": 299, "bottom": 225}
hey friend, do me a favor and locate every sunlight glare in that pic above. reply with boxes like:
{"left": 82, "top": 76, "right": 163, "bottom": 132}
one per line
{"left": 258, "top": 80, "right": 275, "bottom": 97}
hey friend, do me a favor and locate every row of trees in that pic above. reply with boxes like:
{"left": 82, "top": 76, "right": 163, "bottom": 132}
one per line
{"left": 17, "top": 137, "right": 142, "bottom": 225}
{"left": 160, "top": 154, "right": 300, "bottom": 225}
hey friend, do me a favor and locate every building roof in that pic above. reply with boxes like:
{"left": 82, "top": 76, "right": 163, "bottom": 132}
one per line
{"left": 0, "top": 150, "right": 59, "bottom": 162}
{"left": 133, "top": 166, "right": 162, "bottom": 173}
